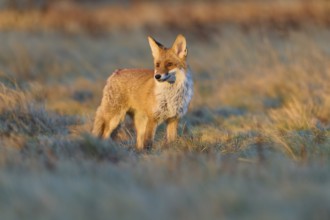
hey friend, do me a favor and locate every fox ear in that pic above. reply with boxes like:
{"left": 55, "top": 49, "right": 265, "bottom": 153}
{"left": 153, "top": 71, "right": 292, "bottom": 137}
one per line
{"left": 172, "top": 34, "right": 187, "bottom": 59}
{"left": 148, "top": 36, "right": 163, "bottom": 58}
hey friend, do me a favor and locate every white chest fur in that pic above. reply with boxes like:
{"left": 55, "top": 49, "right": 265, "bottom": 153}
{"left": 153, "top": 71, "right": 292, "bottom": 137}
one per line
{"left": 153, "top": 68, "right": 193, "bottom": 122}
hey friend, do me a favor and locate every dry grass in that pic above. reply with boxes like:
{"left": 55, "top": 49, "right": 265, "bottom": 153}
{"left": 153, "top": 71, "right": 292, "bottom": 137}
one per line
{"left": 0, "top": 1, "right": 330, "bottom": 34}
{"left": 0, "top": 1, "right": 330, "bottom": 219}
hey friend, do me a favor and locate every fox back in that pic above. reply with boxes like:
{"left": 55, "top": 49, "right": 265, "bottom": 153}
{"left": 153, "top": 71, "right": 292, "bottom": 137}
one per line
{"left": 92, "top": 34, "right": 193, "bottom": 150}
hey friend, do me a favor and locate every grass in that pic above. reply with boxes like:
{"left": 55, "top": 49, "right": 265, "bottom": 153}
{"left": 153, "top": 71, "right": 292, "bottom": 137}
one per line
{"left": 0, "top": 2, "right": 330, "bottom": 219}
{"left": 0, "top": 1, "right": 330, "bottom": 34}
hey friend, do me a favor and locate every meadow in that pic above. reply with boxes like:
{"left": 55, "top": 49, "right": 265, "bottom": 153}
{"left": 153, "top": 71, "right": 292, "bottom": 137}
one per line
{"left": 0, "top": 1, "right": 330, "bottom": 219}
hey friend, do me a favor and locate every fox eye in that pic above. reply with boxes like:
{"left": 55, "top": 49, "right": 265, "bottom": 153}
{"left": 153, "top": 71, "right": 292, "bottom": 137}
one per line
{"left": 166, "top": 62, "right": 173, "bottom": 67}
{"left": 155, "top": 62, "right": 160, "bottom": 68}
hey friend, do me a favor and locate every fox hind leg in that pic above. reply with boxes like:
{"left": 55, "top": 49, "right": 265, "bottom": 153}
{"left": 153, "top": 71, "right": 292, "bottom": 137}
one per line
{"left": 102, "top": 110, "right": 127, "bottom": 139}
{"left": 134, "top": 113, "right": 148, "bottom": 151}
{"left": 144, "top": 119, "right": 157, "bottom": 149}
{"left": 92, "top": 108, "right": 106, "bottom": 138}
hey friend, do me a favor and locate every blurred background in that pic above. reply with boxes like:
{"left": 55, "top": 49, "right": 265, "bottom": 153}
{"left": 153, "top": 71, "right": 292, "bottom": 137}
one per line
{"left": 1, "top": 1, "right": 330, "bottom": 220}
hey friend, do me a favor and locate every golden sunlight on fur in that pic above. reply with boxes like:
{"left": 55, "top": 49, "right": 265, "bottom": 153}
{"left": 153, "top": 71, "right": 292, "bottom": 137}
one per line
{"left": 92, "top": 35, "right": 193, "bottom": 150}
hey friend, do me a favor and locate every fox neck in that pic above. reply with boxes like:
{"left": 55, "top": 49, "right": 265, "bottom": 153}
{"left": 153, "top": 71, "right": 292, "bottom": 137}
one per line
{"left": 153, "top": 68, "right": 193, "bottom": 122}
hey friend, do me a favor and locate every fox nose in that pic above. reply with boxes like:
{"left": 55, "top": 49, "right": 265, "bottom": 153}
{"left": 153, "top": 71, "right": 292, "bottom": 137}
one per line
{"left": 155, "top": 74, "right": 161, "bottom": 80}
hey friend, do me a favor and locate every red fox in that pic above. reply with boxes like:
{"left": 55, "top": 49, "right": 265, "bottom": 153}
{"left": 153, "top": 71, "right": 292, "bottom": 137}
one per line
{"left": 92, "top": 35, "right": 193, "bottom": 150}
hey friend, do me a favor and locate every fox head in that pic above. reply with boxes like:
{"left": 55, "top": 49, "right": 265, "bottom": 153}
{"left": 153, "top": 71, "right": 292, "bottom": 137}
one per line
{"left": 148, "top": 34, "right": 188, "bottom": 83}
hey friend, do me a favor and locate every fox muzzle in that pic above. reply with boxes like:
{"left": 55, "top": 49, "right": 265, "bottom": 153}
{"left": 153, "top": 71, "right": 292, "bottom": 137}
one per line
{"left": 155, "top": 68, "right": 179, "bottom": 83}
{"left": 155, "top": 73, "right": 171, "bottom": 82}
